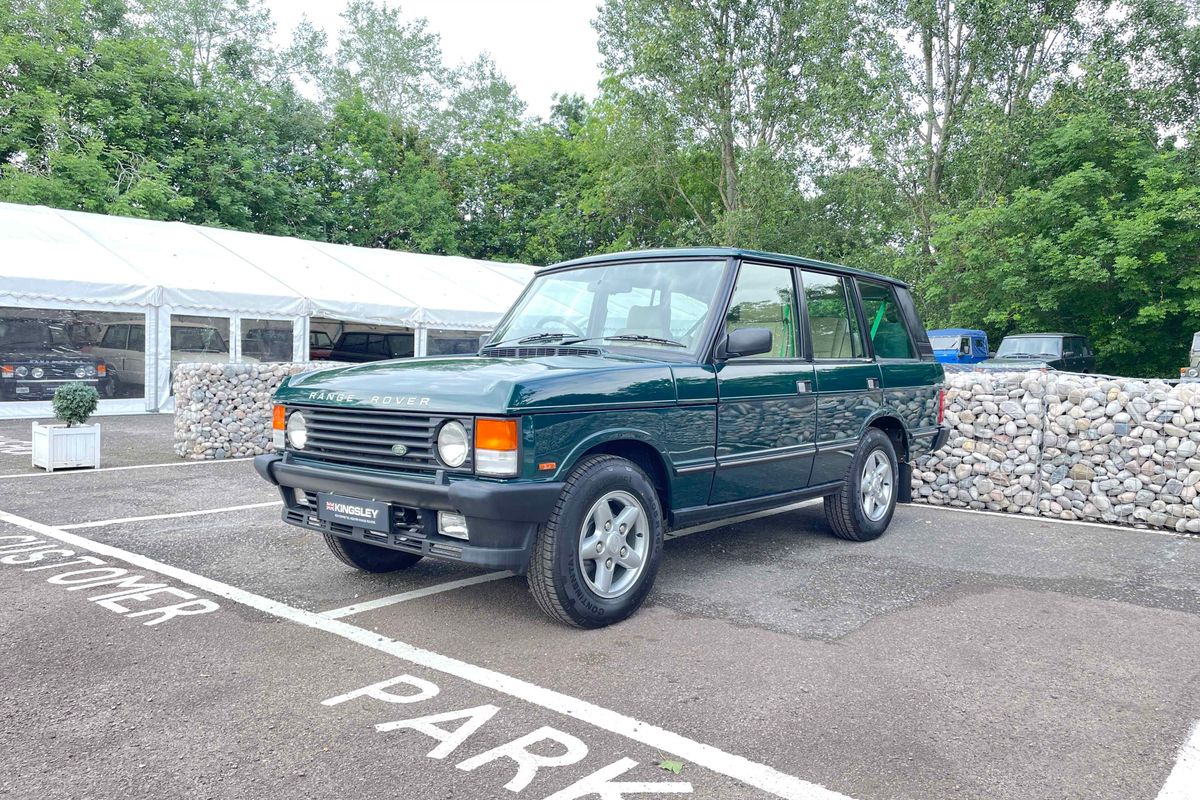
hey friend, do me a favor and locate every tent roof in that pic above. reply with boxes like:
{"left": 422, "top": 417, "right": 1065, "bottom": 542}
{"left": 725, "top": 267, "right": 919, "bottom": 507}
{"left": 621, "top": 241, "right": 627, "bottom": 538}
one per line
{"left": 0, "top": 202, "right": 534, "bottom": 328}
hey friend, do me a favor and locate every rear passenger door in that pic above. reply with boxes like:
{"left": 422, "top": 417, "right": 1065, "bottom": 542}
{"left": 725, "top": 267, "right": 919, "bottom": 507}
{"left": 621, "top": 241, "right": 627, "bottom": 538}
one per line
{"left": 856, "top": 278, "right": 938, "bottom": 435}
{"left": 710, "top": 261, "right": 817, "bottom": 505}
{"left": 800, "top": 270, "right": 882, "bottom": 487}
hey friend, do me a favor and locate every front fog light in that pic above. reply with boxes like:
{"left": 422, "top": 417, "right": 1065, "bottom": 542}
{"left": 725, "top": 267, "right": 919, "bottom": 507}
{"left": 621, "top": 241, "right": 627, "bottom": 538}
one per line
{"left": 437, "top": 421, "right": 469, "bottom": 467}
{"left": 286, "top": 410, "right": 307, "bottom": 449}
{"left": 438, "top": 512, "right": 469, "bottom": 540}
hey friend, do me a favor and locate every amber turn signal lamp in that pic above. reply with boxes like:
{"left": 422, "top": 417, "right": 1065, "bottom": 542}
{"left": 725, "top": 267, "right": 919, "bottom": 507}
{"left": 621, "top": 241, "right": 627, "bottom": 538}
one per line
{"left": 475, "top": 418, "right": 518, "bottom": 451}
{"left": 272, "top": 404, "right": 287, "bottom": 430}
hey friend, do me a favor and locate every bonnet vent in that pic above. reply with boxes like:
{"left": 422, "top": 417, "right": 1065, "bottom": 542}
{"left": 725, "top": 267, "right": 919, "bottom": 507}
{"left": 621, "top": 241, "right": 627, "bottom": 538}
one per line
{"left": 484, "top": 346, "right": 602, "bottom": 358}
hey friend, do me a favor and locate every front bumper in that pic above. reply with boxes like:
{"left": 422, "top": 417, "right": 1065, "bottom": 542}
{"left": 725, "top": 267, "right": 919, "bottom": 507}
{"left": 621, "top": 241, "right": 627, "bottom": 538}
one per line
{"left": 254, "top": 454, "right": 563, "bottom": 574}
{"left": 0, "top": 377, "right": 108, "bottom": 401}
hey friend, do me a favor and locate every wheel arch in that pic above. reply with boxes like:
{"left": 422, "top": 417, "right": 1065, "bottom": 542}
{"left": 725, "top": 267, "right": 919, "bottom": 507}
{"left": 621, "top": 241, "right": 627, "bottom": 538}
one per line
{"left": 863, "top": 412, "right": 912, "bottom": 503}
{"left": 563, "top": 432, "right": 672, "bottom": 519}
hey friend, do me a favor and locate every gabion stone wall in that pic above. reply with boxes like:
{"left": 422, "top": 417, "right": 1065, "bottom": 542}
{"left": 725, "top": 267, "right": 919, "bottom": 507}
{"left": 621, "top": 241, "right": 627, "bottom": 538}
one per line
{"left": 173, "top": 362, "right": 340, "bottom": 460}
{"left": 913, "top": 371, "right": 1200, "bottom": 533}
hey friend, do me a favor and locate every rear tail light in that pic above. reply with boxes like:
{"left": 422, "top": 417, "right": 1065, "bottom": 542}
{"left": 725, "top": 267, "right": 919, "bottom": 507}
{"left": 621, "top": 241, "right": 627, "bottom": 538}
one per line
{"left": 475, "top": 418, "right": 519, "bottom": 476}
{"left": 937, "top": 388, "right": 946, "bottom": 425}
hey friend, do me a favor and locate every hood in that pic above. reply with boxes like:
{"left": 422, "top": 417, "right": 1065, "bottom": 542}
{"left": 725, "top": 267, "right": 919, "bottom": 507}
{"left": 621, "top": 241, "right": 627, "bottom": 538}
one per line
{"left": 977, "top": 356, "right": 1056, "bottom": 370}
{"left": 275, "top": 354, "right": 679, "bottom": 414}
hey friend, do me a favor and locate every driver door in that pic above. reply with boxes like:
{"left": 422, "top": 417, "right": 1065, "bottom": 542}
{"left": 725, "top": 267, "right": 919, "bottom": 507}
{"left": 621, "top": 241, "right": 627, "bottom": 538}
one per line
{"left": 709, "top": 261, "right": 817, "bottom": 505}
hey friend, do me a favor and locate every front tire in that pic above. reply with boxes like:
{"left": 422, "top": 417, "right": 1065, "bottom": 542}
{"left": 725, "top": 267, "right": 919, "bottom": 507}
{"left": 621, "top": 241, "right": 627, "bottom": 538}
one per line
{"left": 528, "top": 455, "right": 663, "bottom": 628}
{"left": 324, "top": 534, "right": 423, "bottom": 573}
{"left": 824, "top": 428, "right": 899, "bottom": 542}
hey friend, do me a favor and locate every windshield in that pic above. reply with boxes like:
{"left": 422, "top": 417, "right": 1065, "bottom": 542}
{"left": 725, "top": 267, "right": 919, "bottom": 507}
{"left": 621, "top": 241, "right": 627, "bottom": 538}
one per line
{"left": 488, "top": 260, "right": 727, "bottom": 355}
{"left": 172, "top": 326, "right": 226, "bottom": 352}
{"left": 0, "top": 319, "right": 50, "bottom": 348}
{"left": 928, "top": 335, "right": 960, "bottom": 349}
{"left": 996, "top": 336, "right": 1060, "bottom": 357}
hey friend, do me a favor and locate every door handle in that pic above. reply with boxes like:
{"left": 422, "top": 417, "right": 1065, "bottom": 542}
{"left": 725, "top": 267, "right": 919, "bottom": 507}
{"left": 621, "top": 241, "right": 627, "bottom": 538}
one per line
{"left": 796, "top": 380, "right": 812, "bottom": 394}
{"left": 866, "top": 377, "right": 880, "bottom": 389}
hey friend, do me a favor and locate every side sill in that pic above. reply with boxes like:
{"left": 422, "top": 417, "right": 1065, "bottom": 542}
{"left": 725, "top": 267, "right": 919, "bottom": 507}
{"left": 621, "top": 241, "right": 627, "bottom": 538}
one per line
{"left": 669, "top": 481, "right": 843, "bottom": 529}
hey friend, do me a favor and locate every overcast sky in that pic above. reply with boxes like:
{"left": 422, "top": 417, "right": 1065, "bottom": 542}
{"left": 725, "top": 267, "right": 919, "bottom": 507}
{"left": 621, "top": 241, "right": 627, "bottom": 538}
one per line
{"left": 264, "top": 0, "right": 605, "bottom": 119}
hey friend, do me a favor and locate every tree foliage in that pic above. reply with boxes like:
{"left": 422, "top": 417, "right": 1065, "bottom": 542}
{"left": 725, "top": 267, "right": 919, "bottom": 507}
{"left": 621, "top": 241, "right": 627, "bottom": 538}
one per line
{"left": 1, "top": 0, "right": 1198, "bottom": 375}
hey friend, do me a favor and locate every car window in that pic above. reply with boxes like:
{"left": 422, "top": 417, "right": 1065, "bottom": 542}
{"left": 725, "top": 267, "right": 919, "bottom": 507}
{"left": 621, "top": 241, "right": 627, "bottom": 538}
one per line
{"left": 366, "top": 335, "right": 389, "bottom": 356}
{"left": 128, "top": 325, "right": 145, "bottom": 350}
{"left": 100, "top": 325, "right": 127, "bottom": 349}
{"left": 801, "top": 271, "right": 864, "bottom": 359}
{"left": 996, "top": 336, "right": 1061, "bottom": 358}
{"left": 337, "top": 333, "right": 369, "bottom": 352}
{"left": 311, "top": 331, "right": 333, "bottom": 348}
{"left": 386, "top": 334, "right": 414, "bottom": 358}
{"left": 724, "top": 263, "right": 798, "bottom": 359}
{"left": 856, "top": 280, "right": 916, "bottom": 360}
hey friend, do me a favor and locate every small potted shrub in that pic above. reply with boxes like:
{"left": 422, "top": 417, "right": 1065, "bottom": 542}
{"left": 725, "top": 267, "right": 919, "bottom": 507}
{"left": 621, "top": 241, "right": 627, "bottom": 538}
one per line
{"left": 32, "top": 383, "right": 102, "bottom": 471}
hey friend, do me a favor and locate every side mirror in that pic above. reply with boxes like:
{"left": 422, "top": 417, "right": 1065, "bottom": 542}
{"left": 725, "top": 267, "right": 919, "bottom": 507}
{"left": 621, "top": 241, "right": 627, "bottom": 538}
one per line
{"left": 719, "top": 327, "right": 772, "bottom": 360}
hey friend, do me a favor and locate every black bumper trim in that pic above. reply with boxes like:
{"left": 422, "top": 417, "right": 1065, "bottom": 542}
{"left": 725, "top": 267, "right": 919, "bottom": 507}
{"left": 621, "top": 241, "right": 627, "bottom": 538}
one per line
{"left": 255, "top": 454, "right": 561, "bottom": 574}
{"left": 254, "top": 455, "right": 563, "bottom": 522}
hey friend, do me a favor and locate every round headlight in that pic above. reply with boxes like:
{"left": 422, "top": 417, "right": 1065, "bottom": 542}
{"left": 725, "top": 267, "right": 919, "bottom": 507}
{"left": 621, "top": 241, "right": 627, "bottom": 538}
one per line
{"left": 286, "top": 410, "right": 307, "bottom": 449}
{"left": 437, "top": 421, "right": 469, "bottom": 468}
{"left": 15, "top": 366, "right": 28, "bottom": 377}
{"left": 1189, "top": 368, "right": 1199, "bottom": 378}
{"left": 30, "top": 367, "right": 44, "bottom": 379}
{"left": 86, "top": 365, "right": 97, "bottom": 376}
{"left": 74, "top": 366, "right": 87, "bottom": 378}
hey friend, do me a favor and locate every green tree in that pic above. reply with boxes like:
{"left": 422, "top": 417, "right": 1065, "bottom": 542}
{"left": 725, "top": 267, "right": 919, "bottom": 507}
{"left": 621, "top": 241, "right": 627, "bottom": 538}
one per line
{"left": 324, "top": 0, "right": 446, "bottom": 128}
{"left": 319, "top": 95, "right": 458, "bottom": 253}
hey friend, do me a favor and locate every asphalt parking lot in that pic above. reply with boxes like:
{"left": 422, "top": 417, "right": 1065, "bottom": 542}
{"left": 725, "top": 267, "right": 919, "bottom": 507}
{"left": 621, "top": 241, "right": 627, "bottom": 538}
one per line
{"left": 1, "top": 415, "right": 1198, "bottom": 800}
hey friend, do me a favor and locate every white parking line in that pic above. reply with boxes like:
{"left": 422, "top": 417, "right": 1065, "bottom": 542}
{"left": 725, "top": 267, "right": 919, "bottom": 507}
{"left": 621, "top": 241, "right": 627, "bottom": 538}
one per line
{"left": 59, "top": 501, "right": 283, "bottom": 530}
{"left": 320, "top": 571, "right": 515, "bottom": 619}
{"left": 0, "top": 458, "right": 251, "bottom": 480}
{"left": 1157, "top": 721, "right": 1200, "bottom": 800}
{"left": 0, "top": 507, "right": 854, "bottom": 800}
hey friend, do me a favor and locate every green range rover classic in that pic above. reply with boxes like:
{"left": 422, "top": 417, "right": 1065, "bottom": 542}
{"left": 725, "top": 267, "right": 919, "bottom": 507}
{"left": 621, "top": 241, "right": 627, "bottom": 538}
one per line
{"left": 255, "top": 248, "right": 948, "bottom": 627}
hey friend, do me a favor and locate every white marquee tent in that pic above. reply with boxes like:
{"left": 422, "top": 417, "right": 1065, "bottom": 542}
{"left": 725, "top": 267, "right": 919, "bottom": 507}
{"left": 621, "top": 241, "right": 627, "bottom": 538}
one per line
{"left": 0, "top": 202, "right": 535, "bottom": 418}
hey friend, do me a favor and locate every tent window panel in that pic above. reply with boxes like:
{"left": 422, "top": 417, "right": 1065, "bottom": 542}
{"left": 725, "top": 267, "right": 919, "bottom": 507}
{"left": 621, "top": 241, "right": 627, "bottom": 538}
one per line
{"left": 170, "top": 316, "right": 230, "bottom": 391}
{"left": 241, "top": 319, "right": 293, "bottom": 362}
{"left": 1, "top": 306, "right": 146, "bottom": 402}
{"left": 429, "top": 329, "right": 480, "bottom": 356}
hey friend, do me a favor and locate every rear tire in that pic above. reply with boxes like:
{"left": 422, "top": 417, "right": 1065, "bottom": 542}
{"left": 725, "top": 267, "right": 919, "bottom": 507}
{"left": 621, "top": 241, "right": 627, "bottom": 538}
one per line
{"left": 824, "top": 428, "right": 898, "bottom": 542}
{"left": 527, "top": 455, "right": 663, "bottom": 628}
{"left": 323, "top": 534, "right": 423, "bottom": 573}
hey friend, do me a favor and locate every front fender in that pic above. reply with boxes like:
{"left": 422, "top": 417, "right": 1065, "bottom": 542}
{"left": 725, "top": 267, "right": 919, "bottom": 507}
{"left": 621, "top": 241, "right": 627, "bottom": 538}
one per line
{"left": 554, "top": 426, "right": 673, "bottom": 480}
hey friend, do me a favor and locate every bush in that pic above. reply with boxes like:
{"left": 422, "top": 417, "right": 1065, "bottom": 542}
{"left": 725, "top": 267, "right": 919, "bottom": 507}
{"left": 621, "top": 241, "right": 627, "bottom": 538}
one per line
{"left": 52, "top": 382, "right": 99, "bottom": 427}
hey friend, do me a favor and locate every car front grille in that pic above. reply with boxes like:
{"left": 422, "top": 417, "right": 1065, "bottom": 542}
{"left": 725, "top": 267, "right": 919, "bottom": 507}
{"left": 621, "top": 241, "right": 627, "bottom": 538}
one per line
{"left": 288, "top": 404, "right": 468, "bottom": 473}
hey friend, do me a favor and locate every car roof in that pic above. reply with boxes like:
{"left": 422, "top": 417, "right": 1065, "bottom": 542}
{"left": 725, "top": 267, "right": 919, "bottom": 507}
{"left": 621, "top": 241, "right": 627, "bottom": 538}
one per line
{"left": 545, "top": 247, "right": 910, "bottom": 287}
{"left": 928, "top": 328, "right": 986, "bottom": 336}
{"left": 1002, "top": 332, "right": 1082, "bottom": 338}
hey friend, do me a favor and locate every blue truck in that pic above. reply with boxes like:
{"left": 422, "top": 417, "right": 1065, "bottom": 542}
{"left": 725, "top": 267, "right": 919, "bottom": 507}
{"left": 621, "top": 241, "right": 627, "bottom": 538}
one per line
{"left": 927, "top": 328, "right": 989, "bottom": 366}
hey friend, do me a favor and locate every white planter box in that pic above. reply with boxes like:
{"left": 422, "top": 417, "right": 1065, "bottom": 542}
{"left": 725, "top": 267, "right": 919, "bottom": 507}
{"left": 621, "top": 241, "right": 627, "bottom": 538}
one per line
{"left": 31, "top": 422, "right": 101, "bottom": 472}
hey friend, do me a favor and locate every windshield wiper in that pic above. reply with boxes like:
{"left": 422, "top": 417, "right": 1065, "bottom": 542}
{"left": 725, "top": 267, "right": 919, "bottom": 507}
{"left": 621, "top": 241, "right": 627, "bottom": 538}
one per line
{"left": 483, "top": 332, "right": 575, "bottom": 349}
{"left": 568, "top": 334, "right": 687, "bottom": 348}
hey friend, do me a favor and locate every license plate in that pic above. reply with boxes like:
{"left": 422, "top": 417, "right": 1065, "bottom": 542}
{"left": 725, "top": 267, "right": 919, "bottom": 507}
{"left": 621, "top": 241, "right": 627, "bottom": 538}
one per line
{"left": 317, "top": 493, "right": 390, "bottom": 531}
